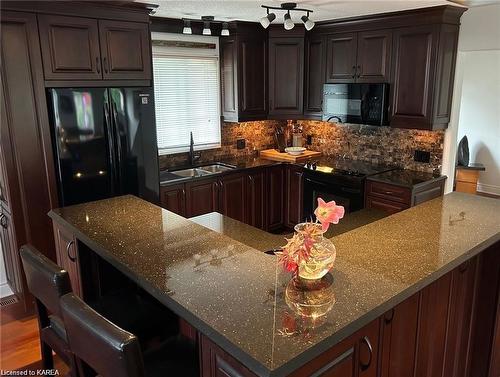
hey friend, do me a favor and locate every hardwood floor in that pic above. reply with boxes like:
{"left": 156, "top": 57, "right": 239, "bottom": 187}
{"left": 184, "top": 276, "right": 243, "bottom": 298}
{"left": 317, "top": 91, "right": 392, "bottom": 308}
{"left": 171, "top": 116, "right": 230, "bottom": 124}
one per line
{"left": 0, "top": 315, "right": 68, "bottom": 374}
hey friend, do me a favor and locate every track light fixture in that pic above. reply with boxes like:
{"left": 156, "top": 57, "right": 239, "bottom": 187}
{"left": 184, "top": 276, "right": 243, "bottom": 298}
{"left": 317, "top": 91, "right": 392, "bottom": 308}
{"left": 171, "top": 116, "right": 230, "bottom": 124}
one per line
{"left": 181, "top": 16, "right": 230, "bottom": 36}
{"left": 260, "top": 2, "right": 314, "bottom": 31}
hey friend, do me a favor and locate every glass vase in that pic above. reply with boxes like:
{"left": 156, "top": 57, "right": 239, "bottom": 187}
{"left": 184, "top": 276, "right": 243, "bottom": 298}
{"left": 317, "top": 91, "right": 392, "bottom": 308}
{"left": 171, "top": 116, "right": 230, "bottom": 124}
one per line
{"left": 295, "top": 222, "right": 336, "bottom": 280}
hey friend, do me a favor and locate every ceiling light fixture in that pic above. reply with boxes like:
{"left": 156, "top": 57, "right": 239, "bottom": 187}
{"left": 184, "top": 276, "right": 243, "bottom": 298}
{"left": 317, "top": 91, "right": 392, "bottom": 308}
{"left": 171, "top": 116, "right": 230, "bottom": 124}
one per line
{"left": 221, "top": 22, "right": 230, "bottom": 36}
{"left": 182, "top": 20, "right": 192, "bottom": 35}
{"left": 260, "top": 2, "right": 314, "bottom": 31}
{"left": 182, "top": 16, "right": 230, "bottom": 36}
{"left": 283, "top": 11, "right": 294, "bottom": 30}
{"left": 259, "top": 9, "right": 276, "bottom": 29}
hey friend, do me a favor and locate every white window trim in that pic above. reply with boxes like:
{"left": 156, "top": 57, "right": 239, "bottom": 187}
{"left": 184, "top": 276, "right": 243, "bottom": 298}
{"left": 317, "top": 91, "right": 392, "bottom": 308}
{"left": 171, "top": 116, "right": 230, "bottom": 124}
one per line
{"left": 152, "top": 32, "right": 222, "bottom": 156}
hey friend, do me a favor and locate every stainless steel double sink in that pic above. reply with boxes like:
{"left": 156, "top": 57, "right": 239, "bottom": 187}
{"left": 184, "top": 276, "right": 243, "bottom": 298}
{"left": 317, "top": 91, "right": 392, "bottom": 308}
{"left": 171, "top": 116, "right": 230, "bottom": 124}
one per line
{"left": 170, "top": 163, "right": 235, "bottom": 179}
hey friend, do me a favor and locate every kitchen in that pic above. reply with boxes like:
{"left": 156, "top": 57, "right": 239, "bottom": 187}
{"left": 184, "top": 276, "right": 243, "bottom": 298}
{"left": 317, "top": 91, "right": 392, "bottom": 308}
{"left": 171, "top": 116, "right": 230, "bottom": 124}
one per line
{"left": 0, "top": 1, "right": 499, "bottom": 377}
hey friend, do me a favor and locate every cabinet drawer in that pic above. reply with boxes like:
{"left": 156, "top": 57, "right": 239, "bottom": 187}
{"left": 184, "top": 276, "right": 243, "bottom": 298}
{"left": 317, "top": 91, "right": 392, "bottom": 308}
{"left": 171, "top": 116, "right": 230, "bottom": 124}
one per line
{"left": 366, "top": 181, "right": 411, "bottom": 204}
{"left": 366, "top": 195, "right": 409, "bottom": 214}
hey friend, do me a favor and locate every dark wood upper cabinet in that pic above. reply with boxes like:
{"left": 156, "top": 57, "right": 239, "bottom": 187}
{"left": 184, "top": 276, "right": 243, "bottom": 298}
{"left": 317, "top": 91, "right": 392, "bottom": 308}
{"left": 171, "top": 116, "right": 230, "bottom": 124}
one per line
{"left": 303, "top": 34, "right": 325, "bottom": 118}
{"left": 326, "top": 32, "right": 357, "bottom": 83}
{"left": 268, "top": 29, "right": 304, "bottom": 117}
{"left": 98, "top": 20, "right": 151, "bottom": 80}
{"left": 220, "top": 26, "right": 267, "bottom": 122}
{"left": 390, "top": 23, "right": 458, "bottom": 130}
{"left": 356, "top": 29, "right": 392, "bottom": 83}
{"left": 38, "top": 14, "right": 102, "bottom": 80}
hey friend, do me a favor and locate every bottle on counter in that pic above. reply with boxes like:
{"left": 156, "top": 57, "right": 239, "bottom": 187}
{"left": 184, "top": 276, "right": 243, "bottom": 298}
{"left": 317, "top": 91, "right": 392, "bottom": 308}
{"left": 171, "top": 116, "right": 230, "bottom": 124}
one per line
{"left": 290, "top": 120, "right": 303, "bottom": 147}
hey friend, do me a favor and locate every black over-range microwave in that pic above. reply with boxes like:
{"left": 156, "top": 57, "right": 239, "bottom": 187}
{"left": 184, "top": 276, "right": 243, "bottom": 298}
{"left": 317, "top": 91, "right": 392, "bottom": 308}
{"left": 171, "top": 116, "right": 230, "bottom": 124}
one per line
{"left": 322, "top": 83, "right": 389, "bottom": 126}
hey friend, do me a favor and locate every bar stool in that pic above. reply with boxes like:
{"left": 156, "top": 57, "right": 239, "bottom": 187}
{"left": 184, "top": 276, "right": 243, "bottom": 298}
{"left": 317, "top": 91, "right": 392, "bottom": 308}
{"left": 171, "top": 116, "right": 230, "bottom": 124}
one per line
{"left": 19, "top": 245, "right": 74, "bottom": 372}
{"left": 60, "top": 293, "right": 199, "bottom": 377}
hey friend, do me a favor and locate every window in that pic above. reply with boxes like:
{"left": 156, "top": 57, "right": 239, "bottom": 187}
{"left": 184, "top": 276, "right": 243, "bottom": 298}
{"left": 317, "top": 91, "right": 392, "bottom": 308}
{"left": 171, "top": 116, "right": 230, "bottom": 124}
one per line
{"left": 152, "top": 33, "right": 221, "bottom": 155}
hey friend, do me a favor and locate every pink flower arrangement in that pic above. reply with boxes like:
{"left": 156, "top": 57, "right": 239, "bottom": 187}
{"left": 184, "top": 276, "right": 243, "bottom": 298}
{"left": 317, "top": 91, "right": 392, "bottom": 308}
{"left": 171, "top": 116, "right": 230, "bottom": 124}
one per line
{"left": 276, "top": 198, "right": 344, "bottom": 275}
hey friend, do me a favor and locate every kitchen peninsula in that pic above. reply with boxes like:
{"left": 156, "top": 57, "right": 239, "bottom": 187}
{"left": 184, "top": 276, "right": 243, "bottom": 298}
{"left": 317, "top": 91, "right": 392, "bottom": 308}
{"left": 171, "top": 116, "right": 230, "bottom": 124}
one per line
{"left": 48, "top": 193, "right": 500, "bottom": 377}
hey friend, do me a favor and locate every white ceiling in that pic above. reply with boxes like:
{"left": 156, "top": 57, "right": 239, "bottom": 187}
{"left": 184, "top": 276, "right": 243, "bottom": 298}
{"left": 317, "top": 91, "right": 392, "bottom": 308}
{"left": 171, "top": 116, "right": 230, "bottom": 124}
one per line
{"left": 140, "top": 0, "right": 471, "bottom": 23}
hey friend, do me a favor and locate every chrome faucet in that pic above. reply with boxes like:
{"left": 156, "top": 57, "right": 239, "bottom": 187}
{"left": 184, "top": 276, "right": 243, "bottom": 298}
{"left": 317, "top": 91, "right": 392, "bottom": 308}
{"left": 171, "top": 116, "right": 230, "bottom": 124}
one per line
{"left": 189, "top": 132, "right": 201, "bottom": 166}
{"left": 327, "top": 116, "right": 343, "bottom": 123}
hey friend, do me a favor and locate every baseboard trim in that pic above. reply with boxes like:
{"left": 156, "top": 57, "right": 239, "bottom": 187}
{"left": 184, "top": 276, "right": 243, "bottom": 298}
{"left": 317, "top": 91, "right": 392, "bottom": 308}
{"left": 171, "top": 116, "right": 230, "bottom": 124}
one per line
{"left": 477, "top": 183, "right": 500, "bottom": 196}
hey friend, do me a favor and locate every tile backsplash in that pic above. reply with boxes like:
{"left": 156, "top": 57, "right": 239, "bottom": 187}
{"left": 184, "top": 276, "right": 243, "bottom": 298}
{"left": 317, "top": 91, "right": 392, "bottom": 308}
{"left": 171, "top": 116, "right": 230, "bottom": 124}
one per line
{"left": 158, "top": 120, "right": 444, "bottom": 173}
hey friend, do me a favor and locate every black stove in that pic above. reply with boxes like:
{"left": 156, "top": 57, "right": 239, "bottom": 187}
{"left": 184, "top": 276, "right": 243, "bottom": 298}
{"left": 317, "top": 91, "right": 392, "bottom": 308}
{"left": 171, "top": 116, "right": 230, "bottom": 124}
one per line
{"left": 302, "top": 158, "right": 395, "bottom": 219}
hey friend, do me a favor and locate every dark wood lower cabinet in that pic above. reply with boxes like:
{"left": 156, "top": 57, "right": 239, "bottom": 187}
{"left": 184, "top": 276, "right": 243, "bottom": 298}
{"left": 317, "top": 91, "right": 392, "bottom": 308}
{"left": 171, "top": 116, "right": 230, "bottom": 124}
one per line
{"left": 246, "top": 169, "right": 266, "bottom": 230}
{"left": 160, "top": 183, "right": 186, "bottom": 217}
{"left": 285, "top": 165, "right": 304, "bottom": 229}
{"left": 266, "top": 165, "right": 285, "bottom": 232}
{"left": 53, "top": 222, "right": 82, "bottom": 297}
{"left": 185, "top": 178, "right": 219, "bottom": 218}
{"left": 220, "top": 173, "right": 247, "bottom": 223}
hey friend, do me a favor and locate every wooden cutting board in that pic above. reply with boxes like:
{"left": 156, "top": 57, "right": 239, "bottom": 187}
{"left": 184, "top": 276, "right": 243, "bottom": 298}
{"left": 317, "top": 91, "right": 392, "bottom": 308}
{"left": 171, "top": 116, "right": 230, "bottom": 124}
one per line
{"left": 259, "top": 149, "right": 322, "bottom": 163}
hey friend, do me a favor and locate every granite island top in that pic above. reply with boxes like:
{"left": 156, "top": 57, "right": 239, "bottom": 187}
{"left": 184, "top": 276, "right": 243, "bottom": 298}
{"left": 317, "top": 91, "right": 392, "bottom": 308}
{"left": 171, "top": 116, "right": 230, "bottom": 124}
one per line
{"left": 48, "top": 193, "right": 500, "bottom": 377}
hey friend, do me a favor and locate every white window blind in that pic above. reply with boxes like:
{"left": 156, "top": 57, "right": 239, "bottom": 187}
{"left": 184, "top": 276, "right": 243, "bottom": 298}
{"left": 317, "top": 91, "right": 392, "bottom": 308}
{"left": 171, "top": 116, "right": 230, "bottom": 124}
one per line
{"left": 152, "top": 33, "right": 221, "bottom": 155}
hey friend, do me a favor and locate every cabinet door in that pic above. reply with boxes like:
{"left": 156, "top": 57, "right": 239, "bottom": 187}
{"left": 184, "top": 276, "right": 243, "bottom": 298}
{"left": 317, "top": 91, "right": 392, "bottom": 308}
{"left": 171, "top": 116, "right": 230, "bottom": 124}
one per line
{"left": 98, "top": 20, "right": 151, "bottom": 80}
{"left": 160, "top": 184, "right": 186, "bottom": 217}
{"left": 285, "top": 166, "right": 304, "bottom": 228}
{"left": 53, "top": 223, "right": 82, "bottom": 297}
{"left": 246, "top": 169, "right": 266, "bottom": 230}
{"left": 391, "top": 25, "right": 438, "bottom": 129}
{"left": 239, "top": 36, "right": 267, "bottom": 119}
{"left": 220, "top": 38, "right": 238, "bottom": 121}
{"left": 304, "top": 35, "right": 325, "bottom": 117}
{"left": 268, "top": 37, "right": 304, "bottom": 116}
{"left": 356, "top": 30, "right": 392, "bottom": 83}
{"left": 220, "top": 173, "right": 246, "bottom": 223}
{"left": 185, "top": 178, "right": 219, "bottom": 218}
{"left": 365, "top": 196, "right": 408, "bottom": 215}
{"left": 0, "top": 210, "right": 22, "bottom": 295}
{"left": 379, "top": 293, "right": 419, "bottom": 377}
{"left": 443, "top": 258, "right": 478, "bottom": 377}
{"left": 290, "top": 319, "right": 380, "bottom": 377}
{"left": 38, "top": 14, "right": 102, "bottom": 80}
{"left": 415, "top": 273, "right": 452, "bottom": 377}
{"left": 326, "top": 32, "right": 357, "bottom": 83}
{"left": 266, "top": 166, "right": 284, "bottom": 232}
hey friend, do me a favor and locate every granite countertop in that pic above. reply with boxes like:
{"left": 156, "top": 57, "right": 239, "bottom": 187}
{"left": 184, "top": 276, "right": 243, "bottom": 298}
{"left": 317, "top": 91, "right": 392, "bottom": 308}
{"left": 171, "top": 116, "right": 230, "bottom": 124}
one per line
{"left": 48, "top": 193, "right": 500, "bottom": 377}
{"left": 367, "top": 169, "right": 447, "bottom": 188}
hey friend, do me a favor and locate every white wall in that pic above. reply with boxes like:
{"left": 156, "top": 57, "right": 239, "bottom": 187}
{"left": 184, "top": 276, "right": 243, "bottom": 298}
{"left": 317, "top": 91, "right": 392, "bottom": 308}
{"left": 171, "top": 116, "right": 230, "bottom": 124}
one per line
{"left": 443, "top": 4, "right": 500, "bottom": 195}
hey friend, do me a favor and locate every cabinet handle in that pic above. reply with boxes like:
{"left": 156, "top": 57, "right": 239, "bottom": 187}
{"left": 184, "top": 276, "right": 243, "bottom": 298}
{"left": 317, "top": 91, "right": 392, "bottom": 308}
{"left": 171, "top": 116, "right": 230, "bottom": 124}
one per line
{"left": 359, "top": 336, "right": 373, "bottom": 371}
{"left": 66, "top": 240, "right": 76, "bottom": 262}
{"left": 357, "top": 65, "right": 361, "bottom": 77}
{"left": 96, "top": 57, "right": 101, "bottom": 74}
{"left": 459, "top": 260, "right": 469, "bottom": 273}
{"left": 384, "top": 308, "right": 395, "bottom": 324}
{"left": 182, "top": 189, "right": 186, "bottom": 200}
{"left": 103, "top": 57, "right": 109, "bottom": 73}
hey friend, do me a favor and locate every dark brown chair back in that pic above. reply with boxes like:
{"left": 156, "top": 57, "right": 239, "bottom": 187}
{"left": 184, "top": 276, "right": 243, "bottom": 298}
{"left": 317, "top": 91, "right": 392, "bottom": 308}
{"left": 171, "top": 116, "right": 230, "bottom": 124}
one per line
{"left": 20, "top": 244, "right": 71, "bottom": 319}
{"left": 60, "top": 293, "right": 145, "bottom": 377}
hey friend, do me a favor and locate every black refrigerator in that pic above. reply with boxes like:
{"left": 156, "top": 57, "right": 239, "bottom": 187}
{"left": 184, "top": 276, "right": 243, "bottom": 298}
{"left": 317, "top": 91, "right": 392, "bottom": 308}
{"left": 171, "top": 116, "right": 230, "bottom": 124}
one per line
{"left": 47, "top": 87, "right": 159, "bottom": 207}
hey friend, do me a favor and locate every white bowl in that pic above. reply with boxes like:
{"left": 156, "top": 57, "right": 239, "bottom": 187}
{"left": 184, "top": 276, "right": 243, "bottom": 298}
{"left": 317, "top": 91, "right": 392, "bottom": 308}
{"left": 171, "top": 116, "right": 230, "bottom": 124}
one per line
{"left": 285, "top": 147, "right": 306, "bottom": 156}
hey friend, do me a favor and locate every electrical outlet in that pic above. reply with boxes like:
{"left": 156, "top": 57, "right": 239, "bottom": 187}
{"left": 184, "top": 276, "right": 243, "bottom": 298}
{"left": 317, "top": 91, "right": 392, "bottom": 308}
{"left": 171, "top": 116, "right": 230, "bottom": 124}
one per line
{"left": 236, "top": 139, "right": 246, "bottom": 149}
{"left": 414, "top": 150, "right": 431, "bottom": 163}
{"left": 306, "top": 135, "right": 313, "bottom": 146}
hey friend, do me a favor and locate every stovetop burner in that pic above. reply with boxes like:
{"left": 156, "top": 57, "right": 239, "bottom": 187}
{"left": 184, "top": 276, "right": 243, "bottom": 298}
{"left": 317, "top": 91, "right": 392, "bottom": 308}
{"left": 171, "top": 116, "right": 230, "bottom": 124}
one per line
{"left": 303, "top": 158, "right": 395, "bottom": 177}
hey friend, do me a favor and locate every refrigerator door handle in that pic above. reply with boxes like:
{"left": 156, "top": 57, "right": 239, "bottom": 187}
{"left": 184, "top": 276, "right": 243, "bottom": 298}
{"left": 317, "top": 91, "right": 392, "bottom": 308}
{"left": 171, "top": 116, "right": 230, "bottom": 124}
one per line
{"left": 110, "top": 101, "right": 123, "bottom": 193}
{"left": 103, "top": 100, "right": 117, "bottom": 194}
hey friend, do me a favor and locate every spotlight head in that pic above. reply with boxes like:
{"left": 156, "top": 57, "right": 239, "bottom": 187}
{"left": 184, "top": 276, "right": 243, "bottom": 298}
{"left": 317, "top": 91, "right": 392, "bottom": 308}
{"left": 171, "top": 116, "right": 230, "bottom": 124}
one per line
{"left": 182, "top": 20, "right": 192, "bottom": 35}
{"left": 284, "top": 12, "right": 294, "bottom": 30}
{"left": 221, "top": 22, "right": 230, "bottom": 36}
{"left": 260, "top": 12, "right": 276, "bottom": 29}
{"left": 301, "top": 15, "right": 315, "bottom": 31}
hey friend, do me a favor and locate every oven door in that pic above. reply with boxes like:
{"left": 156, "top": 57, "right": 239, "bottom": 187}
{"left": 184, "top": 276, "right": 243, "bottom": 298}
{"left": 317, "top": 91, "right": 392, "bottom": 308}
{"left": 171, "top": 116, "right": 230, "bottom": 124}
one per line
{"left": 303, "top": 176, "right": 364, "bottom": 220}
